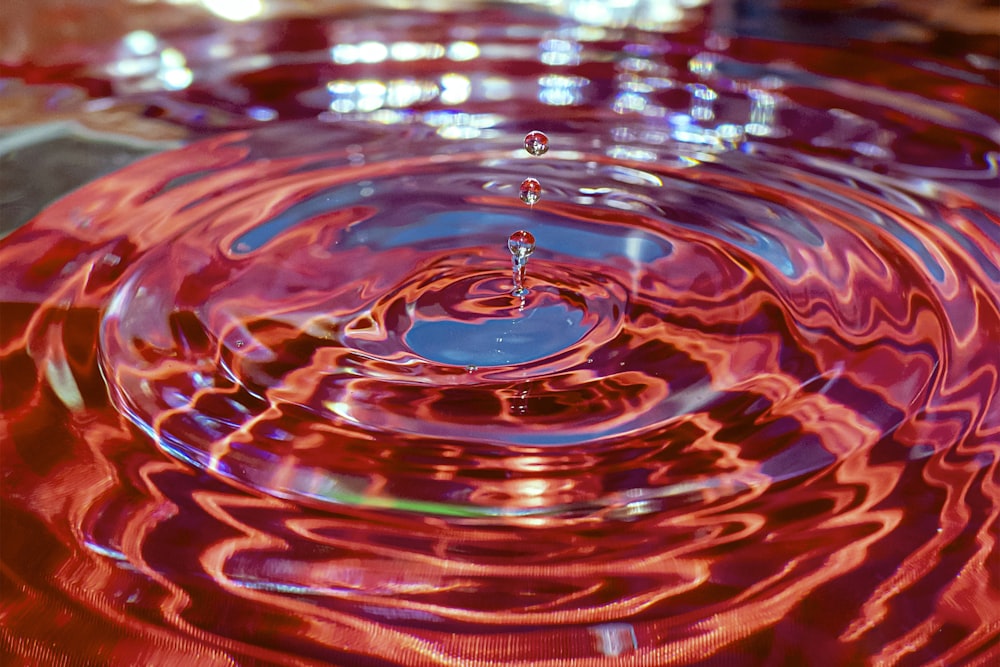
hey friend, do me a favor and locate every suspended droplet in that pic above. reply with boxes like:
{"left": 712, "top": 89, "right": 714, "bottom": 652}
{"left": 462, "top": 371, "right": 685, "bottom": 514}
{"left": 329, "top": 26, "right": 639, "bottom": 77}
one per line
{"left": 508, "top": 230, "right": 536, "bottom": 259}
{"left": 524, "top": 130, "right": 549, "bottom": 156}
{"left": 508, "top": 230, "right": 536, "bottom": 297}
{"left": 519, "top": 178, "right": 541, "bottom": 206}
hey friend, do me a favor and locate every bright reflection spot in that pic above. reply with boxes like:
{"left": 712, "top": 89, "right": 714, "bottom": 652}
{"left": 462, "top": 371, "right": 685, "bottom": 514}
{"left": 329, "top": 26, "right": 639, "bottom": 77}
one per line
{"left": 516, "top": 479, "right": 549, "bottom": 497}
{"left": 569, "top": 0, "right": 615, "bottom": 26}
{"left": 328, "top": 85, "right": 357, "bottom": 112}
{"left": 437, "top": 125, "right": 483, "bottom": 140}
{"left": 440, "top": 73, "right": 471, "bottom": 104}
{"left": 689, "top": 84, "right": 718, "bottom": 101}
{"left": 746, "top": 89, "right": 777, "bottom": 136}
{"left": 607, "top": 145, "right": 658, "bottom": 162}
{"left": 589, "top": 623, "right": 638, "bottom": 657}
{"left": 424, "top": 110, "right": 502, "bottom": 139}
{"left": 611, "top": 126, "right": 633, "bottom": 142}
{"left": 201, "top": 0, "right": 263, "bottom": 21}
{"left": 510, "top": 0, "right": 706, "bottom": 29}
{"left": 853, "top": 142, "right": 892, "bottom": 158}
{"left": 620, "top": 57, "right": 650, "bottom": 74}
{"left": 386, "top": 79, "right": 436, "bottom": 107}
{"left": 607, "top": 166, "right": 663, "bottom": 187}
{"left": 619, "top": 499, "right": 660, "bottom": 517}
{"left": 332, "top": 43, "right": 359, "bottom": 64}
{"left": 620, "top": 79, "right": 654, "bottom": 94}
{"left": 447, "top": 41, "right": 480, "bottom": 61}
{"left": 327, "top": 81, "right": 354, "bottom": 95}
{"left": 330, "top": 42, "right": 390, "bottom": 64}
{"left": 539, "top": 74, "right": 587, "bottom": 106}
{"left": 357, "top": 81, "right": 387, "bottom": 105}
{"left": 389, "top": 41, "right": 445, "bottom": 61}
{"left": 324, "top": 400, "right": 355, "bottom": 423}
{"left": 368, "top": 109, "right": 409, "bottom": 125}
{"left": 672, "top": 125, "right": 724, "bottom": 147}
{"left": 247, "top": 106, "right": 277, "bottom": 121}
{"left": 614, "top": 91, "right": 647, "bottom": 113}
{"left": 160, "top": 47, "right": 186, "bottom": 69}
{"left": 45, "top": 359, "right": 83, "bottom": 411}
{"left": 158, "top": 48, "right": 193, "bottom": 90}
{"left": 357, "top": 41, "right": 389, "bottom": 63}
{"left": 562, "top": 0, "right": 703, "bottom": 28}
{"left": 109, "top": 58, "right": 157, "bottom": 78}
{"left": 123, "top": 30, "right": 157, "bottom": 55}
{"left": 688, "top": 51, "right": 719, "bottom": 77}
{"left": 644, "top": 3, "right": 684, "bottom": 25}
{"left": 688, "top": 83, "right": 717, "bottom": 121}
{"left": 718, "top": 124, "right": 746, "bottom": 147}
{"left": 540, "top": 38, "right": 581, "bottom": 66}
{"left": 423, "top": 111, "right": 501, "bottom": 129}
{"left": 355, "top": 82, "right": 384, "bottom": 111}
{"left": 390, "top": 41, "right": 422, "bottom": 61}
{"left": 326, "top": 79, "right": 443, "bottom": 113}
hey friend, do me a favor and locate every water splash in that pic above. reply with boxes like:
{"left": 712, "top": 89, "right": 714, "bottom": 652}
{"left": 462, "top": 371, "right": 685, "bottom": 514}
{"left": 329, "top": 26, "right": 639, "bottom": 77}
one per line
{"left": 507, "top": 229, "right": 536, "bottom": 297}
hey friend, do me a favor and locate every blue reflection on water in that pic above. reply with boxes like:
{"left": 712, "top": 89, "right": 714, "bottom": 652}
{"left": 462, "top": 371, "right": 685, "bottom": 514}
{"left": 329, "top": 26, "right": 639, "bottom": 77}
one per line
{"left": 406, "top": 302, "right": 585, "bottom": 366}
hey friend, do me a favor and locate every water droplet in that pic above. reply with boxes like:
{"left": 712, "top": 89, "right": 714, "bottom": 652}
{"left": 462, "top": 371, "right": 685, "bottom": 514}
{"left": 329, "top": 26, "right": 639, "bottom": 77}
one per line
{"left": 519, "top": 178, "right": 541, "bottom": 206}
{"left": 507, "top": 229, "right": 536, "bottom": 297}
{"left": 507, "top": 230, "right": 535, "bottom": 258}
{"left": 523, "top": 130, "right": 549, "bottom": 156}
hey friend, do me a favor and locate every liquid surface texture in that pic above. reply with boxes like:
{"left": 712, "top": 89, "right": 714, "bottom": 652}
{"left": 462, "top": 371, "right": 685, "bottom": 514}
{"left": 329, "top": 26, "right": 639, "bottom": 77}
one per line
{"left": 1, "top": 2, "right": 998, "bottom": 666}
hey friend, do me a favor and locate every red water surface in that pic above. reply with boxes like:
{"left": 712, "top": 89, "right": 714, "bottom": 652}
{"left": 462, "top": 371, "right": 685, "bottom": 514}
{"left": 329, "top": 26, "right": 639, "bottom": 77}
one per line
{"left": 2, "top": 2, "right": 999, "bottom": 666}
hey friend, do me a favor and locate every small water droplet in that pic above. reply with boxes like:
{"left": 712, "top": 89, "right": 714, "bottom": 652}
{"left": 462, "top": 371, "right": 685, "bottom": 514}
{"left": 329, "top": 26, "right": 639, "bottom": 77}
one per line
{"left": 519, "top": 178, "right": 541, "bottom": 206}
{"left": 524, "top": 130, "right": 549, "bottom": 156}
{"left": 507, "top": 229, "right": 536, "bottom": 297}
{"left": 507, "top": 230, "right": 535, "bottom": 258}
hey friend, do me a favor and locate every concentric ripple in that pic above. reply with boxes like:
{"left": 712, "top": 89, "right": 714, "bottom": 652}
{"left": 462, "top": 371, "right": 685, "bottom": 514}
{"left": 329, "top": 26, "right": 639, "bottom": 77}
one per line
{"left": 2, "top": 2, "right": 998, "bottom": 666}
{"left": 84, "top": 118, "right": 972, "bottom": 519}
